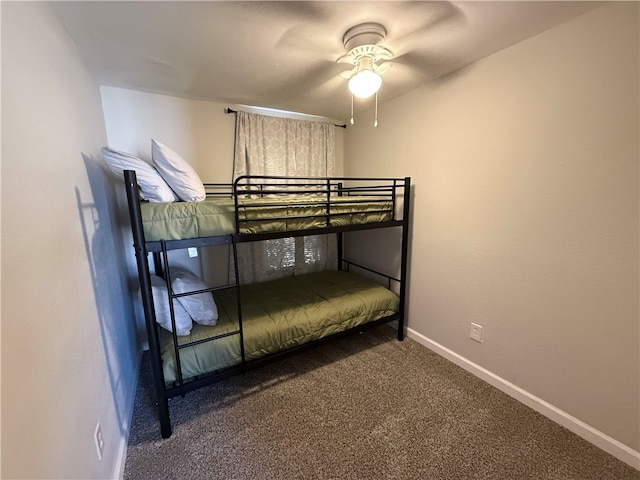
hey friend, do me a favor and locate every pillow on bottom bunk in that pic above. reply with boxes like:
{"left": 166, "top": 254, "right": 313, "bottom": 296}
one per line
{"left": 150, "top": 274, "right": 192, "bottom": 336}
{"left": 170, "top": 267, "right": 218, "bottom": 326}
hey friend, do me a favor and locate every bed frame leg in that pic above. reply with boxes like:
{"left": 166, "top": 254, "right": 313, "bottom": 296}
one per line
{"left": 157, "top": 400, "right": 172, "bottom": 438}
{"left": 397, "top": 320, "right": 405, "bottom": 341}
{"left": 397, "top": 177, "right": 411, "bottom": 344}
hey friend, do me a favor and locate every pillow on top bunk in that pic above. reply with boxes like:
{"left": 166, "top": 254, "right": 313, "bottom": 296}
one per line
{"left": 101, "top": 146, "right": 179, "bottom": 203}
{"left": 150, "top": 274, "right": 193, "bottom": 336}
{"left": 151, "top": 139, "right": 206, "bottom": 202}
{"left": 170, "top": 267, "right": 218, "bottom": 326}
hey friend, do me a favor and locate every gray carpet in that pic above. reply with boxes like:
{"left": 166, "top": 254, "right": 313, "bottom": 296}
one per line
{"left": 124, "top": 326, "right": 638, "bottom": 479}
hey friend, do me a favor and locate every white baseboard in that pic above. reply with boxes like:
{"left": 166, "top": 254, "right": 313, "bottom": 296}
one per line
{"left": 406, "top": 327, "right": 640, "bottom": 471}
{"left": 113, "top": 346, "right": 144, "bottom": 480}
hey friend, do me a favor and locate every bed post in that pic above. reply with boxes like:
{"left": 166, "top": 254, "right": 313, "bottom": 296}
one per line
{"left": 336, "top": 181, "right": 344, "bottom": 270}
{"left": 397, "top": 177, "right": 411, "bottom": 341}
{"left": 124, "top": 170, "right": 172, "bottom": 438}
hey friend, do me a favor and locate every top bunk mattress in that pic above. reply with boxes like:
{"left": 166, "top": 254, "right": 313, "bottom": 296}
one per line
{"left": 141, "top": 195, "right": 393, "bottom": 241}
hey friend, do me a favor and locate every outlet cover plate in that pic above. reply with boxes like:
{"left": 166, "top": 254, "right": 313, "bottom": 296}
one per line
{"left": 470, "top": 322, "right": 483, "bottom": 343}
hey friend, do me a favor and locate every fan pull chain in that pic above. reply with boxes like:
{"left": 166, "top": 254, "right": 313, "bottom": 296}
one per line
{"left": 374, "top": 91, "right": 379, "bottom": 127}
{"left": 350, "top": 94, "right": 355, "bottom": 125}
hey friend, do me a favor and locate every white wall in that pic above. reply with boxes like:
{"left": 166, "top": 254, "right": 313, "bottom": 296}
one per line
{"left": 345, "top": 2, "right": 639, "bottom": 459}
{"left": 2, "top": 3, "right": 140, "bottom": 478}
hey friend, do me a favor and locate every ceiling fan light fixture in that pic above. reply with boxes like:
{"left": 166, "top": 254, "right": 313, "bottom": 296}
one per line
{"left": 341, "top": 23, "right": 391, "bottom": 126}
{"left": 348, "top": 69, "right": 382, "bottom": 98}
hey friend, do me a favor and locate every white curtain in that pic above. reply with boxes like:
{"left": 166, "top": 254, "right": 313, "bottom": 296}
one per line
{"left": 233, "top": 111, "right": 336, "bottom": 284}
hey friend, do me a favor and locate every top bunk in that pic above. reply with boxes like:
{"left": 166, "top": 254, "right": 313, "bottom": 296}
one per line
{"left": 124, "top": 170, "right": 411, "bottom": 252}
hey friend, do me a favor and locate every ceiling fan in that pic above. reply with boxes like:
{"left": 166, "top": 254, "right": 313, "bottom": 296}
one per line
{"left": 269, "top": 2, "right": 465, "bottom": 124}
{"left": 336, "top": 22, "right": 394, "bottom": 126}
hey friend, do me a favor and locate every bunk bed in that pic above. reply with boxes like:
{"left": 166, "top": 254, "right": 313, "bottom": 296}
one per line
{"left": 124, "top": 170, "right": 411, "bottom": 438}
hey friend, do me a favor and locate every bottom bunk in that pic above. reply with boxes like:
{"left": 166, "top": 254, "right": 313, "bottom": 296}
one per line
{"left": 160, "top": 269, "right": 400, "bottom": 386}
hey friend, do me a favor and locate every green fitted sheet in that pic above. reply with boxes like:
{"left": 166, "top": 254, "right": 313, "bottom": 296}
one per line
{"left": 141, "top": 196, "right": 393, "bottom": 241}
{"left": 159, "top": 270, "right": 399, "bottom": 384}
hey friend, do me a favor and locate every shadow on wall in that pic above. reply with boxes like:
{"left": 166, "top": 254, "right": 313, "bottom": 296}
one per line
{"left": 76, "top": 153, "right": 141, "bottom": 436}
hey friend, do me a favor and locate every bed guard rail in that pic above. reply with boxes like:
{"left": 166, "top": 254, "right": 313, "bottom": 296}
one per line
{"left": 232, "top": 175, "right": 410, "bottom": 236}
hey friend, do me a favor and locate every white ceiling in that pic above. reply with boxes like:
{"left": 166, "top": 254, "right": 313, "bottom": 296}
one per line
{"left": 52, "top": 1, "right": 600, "bottom": 122}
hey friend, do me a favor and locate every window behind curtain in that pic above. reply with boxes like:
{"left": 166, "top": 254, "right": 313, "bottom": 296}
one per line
{"left": 232, "top": 111, "right": 336, "bottom": 284}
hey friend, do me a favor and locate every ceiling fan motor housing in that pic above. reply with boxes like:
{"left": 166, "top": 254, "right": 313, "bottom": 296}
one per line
{"left": 340, "top": 22, "right": 393, "bottom": 67}
{"left": 343, "top": 22, "right": 387, "bottom": 51}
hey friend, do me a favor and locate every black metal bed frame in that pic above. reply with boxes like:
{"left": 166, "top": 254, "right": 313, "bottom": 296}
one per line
{"left": 123, "top": 170, "right": 411, "bottom": 438}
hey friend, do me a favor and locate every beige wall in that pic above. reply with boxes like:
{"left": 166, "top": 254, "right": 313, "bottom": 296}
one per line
{"left": 345, "top": 2, "right": 639, "bottom": 453}
{"left": 2, "top": 3, "right": 140, "bottom": 478}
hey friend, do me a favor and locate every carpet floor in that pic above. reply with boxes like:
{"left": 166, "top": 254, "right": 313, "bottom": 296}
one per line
{"left": 124, "top": 325, "right": 638, "bottom": 479}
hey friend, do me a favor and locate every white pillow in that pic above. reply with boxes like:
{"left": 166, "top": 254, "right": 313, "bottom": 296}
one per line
{"left": 170, "top": 267, "right": 218, "bottom": 326}
{"left": 150, "top": 274, "right": 193, "bottom": 335}
{"left": 101, "top": 147, "right": 178, "bottom": 203}
{"left": 151, "top": 139, "right": 206, "bottom": 202}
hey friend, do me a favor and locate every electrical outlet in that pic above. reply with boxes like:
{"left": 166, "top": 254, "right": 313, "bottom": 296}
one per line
{"left": 94, "top": 422, "right": 104, "bottom": 460}
{"left": 470, "top": 322, "right": 483, "bottom": 343}
{"left": 188, "top": 247, "right": 198, "bottom": 258}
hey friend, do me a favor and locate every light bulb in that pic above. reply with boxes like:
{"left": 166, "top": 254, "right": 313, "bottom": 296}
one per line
{"left": 348, "top": 70, "right": 382, "bottom": 99}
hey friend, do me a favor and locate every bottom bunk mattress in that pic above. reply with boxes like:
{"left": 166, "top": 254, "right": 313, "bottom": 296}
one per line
{"left": 159, "top": 270, "right": 399, "bottom": 384}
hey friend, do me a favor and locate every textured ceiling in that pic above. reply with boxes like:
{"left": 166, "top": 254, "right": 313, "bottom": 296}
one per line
{"left": 52, "top": 1, "right": 600, "bottom": 122}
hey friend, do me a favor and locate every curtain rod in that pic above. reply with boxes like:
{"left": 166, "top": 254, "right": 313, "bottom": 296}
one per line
{"left": 225, "top": 107, "right": 346, "bottom": 129}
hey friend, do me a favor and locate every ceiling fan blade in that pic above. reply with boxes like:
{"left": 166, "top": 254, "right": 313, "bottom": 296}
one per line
{"left": 275, "top": 23, "right": 344, "bottom": 62}
{"left": 395, "top": 49, "right": 462, "bottom": 75}
{"left": 313, "top": 72, "right": 349, "bottom": 96}
{"left": 262, "top": 60, "right": 347, "bottom": 103}
{"left": 376, "top": 62, "right": 393, "bottom": 76}
{"left": 384, "top": 1, "right": 467, "bottom": 57}
{"left": 235, "top": 1, "right": 331, "bottom": 21}
{"left": 339, "top": 66, "right": 356, "bottom": 79}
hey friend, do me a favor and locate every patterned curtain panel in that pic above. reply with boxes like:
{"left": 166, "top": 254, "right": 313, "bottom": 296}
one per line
{"left": 233, "top": 111, "right": 337, "bottom": 284}
{"left": 233, "top": 111, "right": 335, "bottom": 177}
